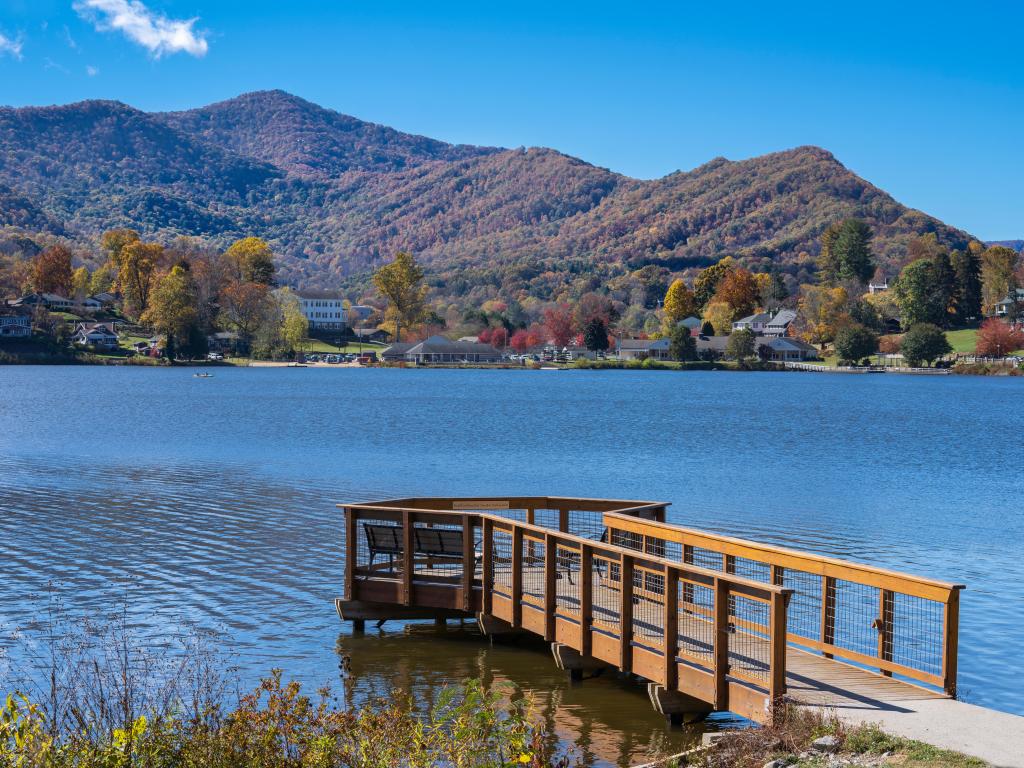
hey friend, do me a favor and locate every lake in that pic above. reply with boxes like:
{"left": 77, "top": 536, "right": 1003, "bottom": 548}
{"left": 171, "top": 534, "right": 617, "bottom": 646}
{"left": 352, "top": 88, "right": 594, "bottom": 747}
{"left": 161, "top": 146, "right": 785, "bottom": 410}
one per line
{"left": 1, "top": 366, "right": 1022, "bottom": 765}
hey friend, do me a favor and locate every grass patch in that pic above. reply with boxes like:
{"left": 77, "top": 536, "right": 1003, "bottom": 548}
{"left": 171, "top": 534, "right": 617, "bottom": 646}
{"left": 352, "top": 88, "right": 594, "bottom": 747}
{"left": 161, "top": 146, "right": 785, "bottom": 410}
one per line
{"left": 945, "top": 328, "right": 978, "bottom": 354}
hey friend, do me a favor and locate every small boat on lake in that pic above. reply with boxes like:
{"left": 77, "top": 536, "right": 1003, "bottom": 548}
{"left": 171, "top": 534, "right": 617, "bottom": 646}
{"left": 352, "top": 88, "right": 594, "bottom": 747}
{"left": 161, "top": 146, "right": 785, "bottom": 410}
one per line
{"left": 193, "top": 372, "right": 214, "bottom": 378}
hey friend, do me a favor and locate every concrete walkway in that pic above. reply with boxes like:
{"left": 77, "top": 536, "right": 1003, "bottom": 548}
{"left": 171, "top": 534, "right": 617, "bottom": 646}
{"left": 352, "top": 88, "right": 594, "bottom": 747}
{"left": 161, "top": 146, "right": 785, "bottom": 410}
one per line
{"left": 800, "top": 695, "right": 1024, "bottom": 768}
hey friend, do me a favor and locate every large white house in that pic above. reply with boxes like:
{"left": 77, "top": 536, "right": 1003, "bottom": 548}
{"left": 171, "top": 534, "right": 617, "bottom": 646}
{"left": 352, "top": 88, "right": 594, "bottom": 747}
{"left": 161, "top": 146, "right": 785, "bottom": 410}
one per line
{"left": 297, "top": 291, "right": 347, "bottom": 330}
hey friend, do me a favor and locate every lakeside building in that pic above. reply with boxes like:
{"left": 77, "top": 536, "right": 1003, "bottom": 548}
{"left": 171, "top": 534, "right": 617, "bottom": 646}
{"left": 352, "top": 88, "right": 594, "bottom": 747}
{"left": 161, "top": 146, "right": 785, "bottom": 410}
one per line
{"left": 732, "top": 309, "right": 797, "bottom": 337}
{"left": 72, "top": 322, "right": 119, "bottom": 349}
{"left": 403, "top": 336, "right": 502, "bottom": 363}
{"left": 616, "top": 338, "right": 670, "bottom": 360}
{"left": 731, "top": 311, "right": 773, "bottom": 334}
{"left": 296, "top": 290, "right": 347, "bottom": 331}
{"left": 695, "top": 334, "right": 819, "bottom": 362}
{"left": 0, "top": 307, "right": 31, "bottom": 338}
{"left": 994, "top": 289, "right": 1024, "bottom": 317}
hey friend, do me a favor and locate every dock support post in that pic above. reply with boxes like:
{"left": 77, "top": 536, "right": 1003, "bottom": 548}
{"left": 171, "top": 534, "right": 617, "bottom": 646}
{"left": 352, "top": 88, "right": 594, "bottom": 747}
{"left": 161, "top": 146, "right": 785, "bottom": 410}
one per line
{"left": 352, "top": 619, "right": 365, "bottom": 633}
{"left": 551, "top": 642, "right": 611, "bottom": 681}
{"left": 647, "top": 683, "right": 711, "bottom": 727}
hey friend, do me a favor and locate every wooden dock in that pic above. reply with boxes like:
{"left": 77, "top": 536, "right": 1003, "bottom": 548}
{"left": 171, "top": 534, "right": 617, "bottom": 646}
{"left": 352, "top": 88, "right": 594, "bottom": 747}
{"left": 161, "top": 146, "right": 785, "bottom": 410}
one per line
{"left": 336, "top": 497, "right": 964, "bottom": 727}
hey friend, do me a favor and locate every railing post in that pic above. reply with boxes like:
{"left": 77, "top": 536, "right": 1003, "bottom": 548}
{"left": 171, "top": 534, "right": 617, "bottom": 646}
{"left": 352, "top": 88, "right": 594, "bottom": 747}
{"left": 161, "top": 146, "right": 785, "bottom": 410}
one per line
{"left": 511, "top": 526, "right": 523, "bottom": 628}
{"left": 558, "top": 508, "right": 569, "bottom": 533}
{"left": 821, "top": 576, "right": 836, "bottom": 658}
{"left": 343, "top": 507, "right": 355, "bottom": 600}
{"left": 682, "top": 544, "right": 694, "bottom": 606}
{"left": 713, "top": 577, "right": 729, "bottom": 711}
{"left": 878, "top": 589, "right": 895, "bottom": 676}
{"left": 461, "top": 515, "right": 474, "bottom": 612}
{"left": 402, "top": 510, "right": 413, "bottom": 606}
{"left": 663, "top": 565, "right": 678, "bottom": 689}
{"left": 769, "top": 590, "right": 788, "bottom": 716}
{"left": 943, "top": 588, "right": 960, "bottom": 697}
{"left": 580, "top": 545, "right": 593, "bottom": 657}
{"left": 544, "top": 534, "right": 557, "bottom": 641}
{"left": 482, "top": 517, "right": 493, "bottom": 615}
{"left": 620, "top": 554, "right": 634, "bottom": 673}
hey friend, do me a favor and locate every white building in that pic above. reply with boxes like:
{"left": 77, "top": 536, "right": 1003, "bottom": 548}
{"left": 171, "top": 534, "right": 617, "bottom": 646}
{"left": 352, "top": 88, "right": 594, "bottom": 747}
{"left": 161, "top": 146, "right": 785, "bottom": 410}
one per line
{"left": 296, "top": 291, "right": 347, "bottom": 330}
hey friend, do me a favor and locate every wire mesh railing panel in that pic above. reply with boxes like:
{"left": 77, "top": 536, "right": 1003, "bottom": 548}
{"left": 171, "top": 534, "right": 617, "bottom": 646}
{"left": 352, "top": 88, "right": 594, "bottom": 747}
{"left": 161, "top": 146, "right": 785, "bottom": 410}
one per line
{"left": 678, "top": 580, "right": 714, "bottom": 663}
{"left": 632, "top": 567, "right": 665, "bottom": 646}
{"left": 533, "top": 508, "right": 561, "bottom": 530}
{"left": 690, "top": 546, "right": 725, "bottom": 571}
{"left": 780, "top": 568, "right": 821, "bottom": 642}
{"left": 491, "top": 528, "right": 513, "bottom": 596}
{"left": 832, "top": 579, "right": 880, "bottom": 659}
{"left": 592, "top": 553, "right": 620, "bottom": 632}
{"left": 355, "top": 519, "right": 404, "bottom": 575}
{"left": 411, "top": 522, "right": 464, "bottom": 581}
{"left": 732, "top": 556, "right": 771, "bottom": 584}
{"left": 555, "top": 544, "right": 581, "bottom": 615}
{"left": 644, "top": 535, "right": 668, "bottom": 558}
{"left": 610, "top": 528, "right": 643, "bottom": 552}
{"left": 522, "top": 535, "right": 546, "bottom": 601}
{"left": 729, "top": 595, "right": 771, "bottom": 684}
{"left": 892, "top": 592, "right": 944, "bottom": 677}
{"left": 568, "top": 510, "right": 606, "bottom": 541}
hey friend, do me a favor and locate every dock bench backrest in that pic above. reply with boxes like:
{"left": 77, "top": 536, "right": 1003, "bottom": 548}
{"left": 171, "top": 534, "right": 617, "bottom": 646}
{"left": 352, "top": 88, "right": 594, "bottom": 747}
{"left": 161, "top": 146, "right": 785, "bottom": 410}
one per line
{"left": 363, "top": 523, "right": 404, "bottom": 556}
{"left": 413, "top": 527, "right": 464, "bottom": 558}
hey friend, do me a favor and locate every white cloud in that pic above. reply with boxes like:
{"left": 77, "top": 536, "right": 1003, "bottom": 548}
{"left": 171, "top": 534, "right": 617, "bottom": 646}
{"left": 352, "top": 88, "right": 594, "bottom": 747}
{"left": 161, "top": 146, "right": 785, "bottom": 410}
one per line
{"left": 86, "top": 64, "right": 99, "bottom": 76}
{"left": 0, "top": 31, "right": 24, "bottom": 60}
{"left": 73, "top": 0, "right": 209, "bottom": 58}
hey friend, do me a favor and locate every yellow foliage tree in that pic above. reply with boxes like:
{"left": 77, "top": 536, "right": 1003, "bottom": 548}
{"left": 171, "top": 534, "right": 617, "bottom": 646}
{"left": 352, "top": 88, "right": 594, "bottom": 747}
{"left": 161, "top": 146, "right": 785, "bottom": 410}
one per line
{"left": 662, "top": 278, "right": 695, "bottom": 332}
{"left": 795, "top": 284, "right": 849, "bottom": 346}
{"left": 702, "top": 300, "right": 734, "bottom": 336}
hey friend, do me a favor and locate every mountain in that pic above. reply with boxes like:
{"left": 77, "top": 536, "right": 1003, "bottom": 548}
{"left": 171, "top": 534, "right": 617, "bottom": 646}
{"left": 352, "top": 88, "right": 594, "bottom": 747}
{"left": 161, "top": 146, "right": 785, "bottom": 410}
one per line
{"left": 0, "top": 90, "right": 973, "bottom": 299}
{"left": 987, "top": 240, "right": 1024, "bottom": 252}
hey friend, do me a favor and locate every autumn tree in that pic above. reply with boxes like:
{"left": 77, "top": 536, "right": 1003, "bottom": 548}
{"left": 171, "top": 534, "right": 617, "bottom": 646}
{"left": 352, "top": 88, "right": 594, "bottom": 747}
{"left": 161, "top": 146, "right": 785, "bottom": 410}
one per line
{"left": 372, "top": 252, "right": 427, "bottom": 342}
{"left": 974, "top": 319, "right": 1024, "bottom": 357}
{"left": 757, "top": 269, "right": 788, "bottom": 309}
{"left": 712, "top": 268, "right": 759, "bottom": 319}
{"left": 543, "top": 305, "right": 576, "bottom": 347}
{"left": 980, "top": 246, "right": 1019, "bottom": 315}
{"left": 817, "top": 219, "right": 874, "bottom": 285}
{"left": 101, "top": 228, "right": 141, "bottom": 267}
{"left": 693, "top": 257, "right": 735, "bottom": 309}
{"left": 219, "top": 281, "right": 275, "bottom": 348}
{"left": 701, "top": 301, "right": 734, "bottom": 336}
{"left": 89, "top": 263, "right": 116, "bottom": 296}
{"left": 900, "top": 323, "right": 951, "bottom": 367}
{"left": 795, "top": 284, "right": 849, "bottom": 346}
{"left": 277, "top": 288, "right": 309, "bottom": 352}
{"left": 490, "top": 326, "right": 508, "bottom": 349}
{"left": 833, "top": 324, "right": 878, "bottom": 365}
{"left": 662, "top": 279, "right": 695, "bottom": 331}
{"left": 32, "top": 245, "right": 74, "bottom": 296}
{"left": 142, "top": 266, "right": 199, "bottom": 359}
{"left": 510, "top": 329, "right": 531, "bottom": 354}
{"left": 669, "top": 324, "right": 697, "bottom": 361}
{"left": 71, "top": 266, "right": 90, "bottom": 300}
{"left": 583, "top": 317, "right": 609, "bottom": 351}
{"left": 118, "top": 242, "right": 164, "bottom": 318}
{"left": 574, "top": 292, "right": 615, "bottom": 329}
{"left": 226, "top": 237, "right": 277, "bottom": 286}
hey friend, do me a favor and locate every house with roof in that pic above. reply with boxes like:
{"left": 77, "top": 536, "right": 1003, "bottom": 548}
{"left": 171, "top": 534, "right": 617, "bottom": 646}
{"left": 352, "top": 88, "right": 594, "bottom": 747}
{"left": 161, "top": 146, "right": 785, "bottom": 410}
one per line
{"left": 731, "top": 312, "right": 773, "bottom": 334}
{"left": 616, "top": 338, "right": 671, "bottom": 360}
{"left": 756, "top": 336, "right": 819, "bottom": 362}
{"left": 763, "top": 309, "right": 797, "bottom": 337}
{"left": 381, "top": 342, "right": 415, "bottom": 362}
{"left": 0, "top": 307, "right": 32, "bottom": 339}
{"left": 680, "top": 316, "right": 703, "bottom": 332}
{"left": 402, "top": 335, "right": 502, "bottom": 363}
{"left": 72, "top": 322, "right": 119, "bottom": 349}
{"left": 296, "top": 290, "right": 347, "bottom": 330}
{"left": 994, "top": 289, "right": 1024, "bottom": 317}
{"left": 352, "top": 327, "right": 390, "bottom": 344}
{"left": 12, "top": 292, "right": 74, "bottom": 311}
{"left": 90, "top": 292, "right": 120, "bottom": 307}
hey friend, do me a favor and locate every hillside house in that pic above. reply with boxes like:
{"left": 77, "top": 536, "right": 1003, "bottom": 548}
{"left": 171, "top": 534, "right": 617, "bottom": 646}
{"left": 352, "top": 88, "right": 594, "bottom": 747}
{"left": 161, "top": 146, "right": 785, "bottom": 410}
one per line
{"left": 72, "top": 322, "right": 119, "bottom": 349}
{"left": 0, "top": 308, "right": 31, "bottom": 338}
{"left": 763, "top": 309, "right": 797, "bottom": 337}
{"left": 731, "top": 312, "right": 773, "bottom": 334}
{"left": 296, "top": 290, "right": 347, "bottom": 330}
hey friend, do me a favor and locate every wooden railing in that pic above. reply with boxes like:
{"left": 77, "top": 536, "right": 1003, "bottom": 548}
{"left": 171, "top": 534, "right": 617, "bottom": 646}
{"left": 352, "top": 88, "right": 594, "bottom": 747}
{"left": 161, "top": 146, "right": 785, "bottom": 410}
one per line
{"left": 340, "top": 498, "right": 792, "bottom": 723}
{"left": 602, "top": 513, "right": 964, "bottom": 696}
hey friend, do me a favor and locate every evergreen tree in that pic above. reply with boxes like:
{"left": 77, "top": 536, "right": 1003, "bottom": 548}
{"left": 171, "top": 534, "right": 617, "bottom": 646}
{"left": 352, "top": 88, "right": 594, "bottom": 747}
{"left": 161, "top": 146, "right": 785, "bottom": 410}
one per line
{"left": 894, "top": 259, "right": 947, "bottom": 328}
{"left": 668, "top": 324, "right": 697, "bottom": 361}
{"left": 817, "top": 219, "right": 875, "bottom": 285}
{"left": 950, "top": 249, "right": 982, "bottom": 324}
{"left": 582, "top": 317, "right": 609, "bottom": 351}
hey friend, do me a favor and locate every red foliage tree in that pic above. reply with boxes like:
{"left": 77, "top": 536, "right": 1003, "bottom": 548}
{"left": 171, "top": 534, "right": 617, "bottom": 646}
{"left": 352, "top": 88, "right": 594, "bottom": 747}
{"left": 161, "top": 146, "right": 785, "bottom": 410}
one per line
{"left": 33, "top": 245, "right": 74, "bottom": 296}
{"left": 525, "top": 324, "right": 546, "bottom": 347}
{"left": 490, "top": 326, "right": 508, "bottom": 348}
{"left": 975, "top": 319, "right": 1024, "bottom": 357}
{"left": 476, "top": 327, "right": 492, "bottom": 344}
{"left": 543, "top": 305, "right": 576, "bottom": 347}
{"left": 510, "top": 329, "right": 530, "bottom": 353}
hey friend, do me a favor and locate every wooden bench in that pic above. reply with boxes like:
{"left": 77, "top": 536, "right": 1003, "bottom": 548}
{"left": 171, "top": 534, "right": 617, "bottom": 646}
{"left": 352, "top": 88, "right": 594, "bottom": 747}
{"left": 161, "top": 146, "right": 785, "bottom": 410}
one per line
{"left": 363, "top": 523, "right": 404, "bottom": 570}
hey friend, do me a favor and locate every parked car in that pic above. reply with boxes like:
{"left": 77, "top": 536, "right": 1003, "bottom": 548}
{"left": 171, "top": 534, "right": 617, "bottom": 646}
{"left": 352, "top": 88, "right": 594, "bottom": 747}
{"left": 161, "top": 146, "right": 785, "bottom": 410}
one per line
{"left": 206, "top": 352, "right": 223, "bottom": 361}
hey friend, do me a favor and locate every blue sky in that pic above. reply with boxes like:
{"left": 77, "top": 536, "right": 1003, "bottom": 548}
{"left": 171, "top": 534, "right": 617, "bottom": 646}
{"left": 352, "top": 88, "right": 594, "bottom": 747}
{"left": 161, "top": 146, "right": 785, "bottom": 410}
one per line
{"left": 1, "top": 0, "right": 1021, "bottom": 239}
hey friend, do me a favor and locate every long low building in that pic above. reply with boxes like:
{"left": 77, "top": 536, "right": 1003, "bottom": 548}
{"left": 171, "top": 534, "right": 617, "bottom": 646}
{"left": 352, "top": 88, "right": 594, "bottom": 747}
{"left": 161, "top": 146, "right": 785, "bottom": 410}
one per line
{"left": 384, "top": 335, "right": 503, "bottom": 363}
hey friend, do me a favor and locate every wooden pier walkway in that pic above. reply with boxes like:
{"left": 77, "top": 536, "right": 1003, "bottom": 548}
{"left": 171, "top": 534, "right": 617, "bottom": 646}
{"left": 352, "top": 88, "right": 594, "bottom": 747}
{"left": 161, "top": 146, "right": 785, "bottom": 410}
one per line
{"left": 336, "top": 496, "right": 965, "bottom": 729}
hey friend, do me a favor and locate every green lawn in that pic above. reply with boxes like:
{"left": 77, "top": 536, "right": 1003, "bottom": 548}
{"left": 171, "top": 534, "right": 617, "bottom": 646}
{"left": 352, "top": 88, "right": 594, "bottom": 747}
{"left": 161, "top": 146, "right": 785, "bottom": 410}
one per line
{"left": 299, "top": 339, "right": 387, "bottom": 354}
{"left": 945, "top": 328, "right": 978, "bottom": 354}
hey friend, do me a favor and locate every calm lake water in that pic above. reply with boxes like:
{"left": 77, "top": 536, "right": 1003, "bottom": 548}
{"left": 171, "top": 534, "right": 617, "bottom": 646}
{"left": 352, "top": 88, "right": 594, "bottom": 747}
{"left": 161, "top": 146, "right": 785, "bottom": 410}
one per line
{"left": 1, "top": 366, "right": 1022, "bottom": 765}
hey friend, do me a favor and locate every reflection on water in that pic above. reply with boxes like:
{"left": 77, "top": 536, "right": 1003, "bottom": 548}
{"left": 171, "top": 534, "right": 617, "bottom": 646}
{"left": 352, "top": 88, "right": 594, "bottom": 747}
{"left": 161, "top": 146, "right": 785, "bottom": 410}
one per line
{"left": 1, "top": 365, "right": 1023, "bottom": 764}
